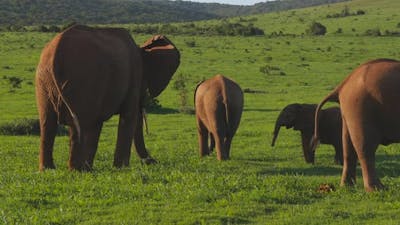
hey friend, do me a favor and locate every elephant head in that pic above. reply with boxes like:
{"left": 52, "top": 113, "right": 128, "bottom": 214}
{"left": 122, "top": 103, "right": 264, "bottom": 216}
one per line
{"left": 271, "top": 103, "right": 316, "bottom": 163}
{"left": 140, "top": 35, "right": 180, "bottom": 97}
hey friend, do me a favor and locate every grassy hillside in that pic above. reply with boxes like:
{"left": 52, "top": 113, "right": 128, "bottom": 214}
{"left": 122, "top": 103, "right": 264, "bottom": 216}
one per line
{"left": 0, "top": 0, "right": 348, "bottom": 25}
{"left": 1, "top": 0, "right": 400, "bottom": 224}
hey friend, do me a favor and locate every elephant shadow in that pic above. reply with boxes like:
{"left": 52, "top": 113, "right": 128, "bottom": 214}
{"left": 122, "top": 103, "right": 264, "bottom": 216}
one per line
{"left": 243, "top": 108, "right": 280, "bottom": 113}
{"left": 146, "top": 107, "right": 179, "bottom": 114}
{"left": 241, "top": 153, "right": 400, "bottom": 178}
{"left": 376, "top": 154, "right": 400, "bottom": 178}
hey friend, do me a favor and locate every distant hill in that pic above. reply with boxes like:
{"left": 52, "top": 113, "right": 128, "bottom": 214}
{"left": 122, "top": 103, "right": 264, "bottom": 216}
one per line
{"left": 0, "top": 0, "right": 349, "bottom": 26}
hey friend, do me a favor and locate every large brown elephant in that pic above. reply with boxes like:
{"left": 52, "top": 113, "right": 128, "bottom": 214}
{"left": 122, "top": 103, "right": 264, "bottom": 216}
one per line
{"left": 272, "top": 103, "right": 342, "bottom": 164}
{"left": 194, "top": 75, "right": 243, "bottom": 160}
{"left": 35, "top": 25, "right": 180, "bottom": 171}
{"left": 311, "top": 58, "right": 400, "bottom": 192}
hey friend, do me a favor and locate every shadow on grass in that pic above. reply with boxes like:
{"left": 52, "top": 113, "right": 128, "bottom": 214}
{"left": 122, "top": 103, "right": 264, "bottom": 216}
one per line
{"left": 243, "top": 108, "right": 280, "bottom": 112}
{"left": 256, "top": 165, "right": 342, "bottom": 177}
{"left": 147, "top": 107, "right": 179, "bottom": 114}
{"left": 239, "top": 153, "right": 400, "bottom": 178}
{"left": 376, "top": 154, "right": 400, "bottom": 177}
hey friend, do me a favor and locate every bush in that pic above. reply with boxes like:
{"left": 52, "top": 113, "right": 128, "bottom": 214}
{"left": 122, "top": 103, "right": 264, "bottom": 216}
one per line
{"left": 184, "top": 39, "right": 196, "bottom": 48}
{"left": 259, "top": 65, "right": 282, "bottom": 75}
{"left": 335, "top": 28, "right": 343, "bottom": 34}
{"left": 173, "top": 73, "right": 194, "bottom": 114}
{"left": 0, "top": 118, "right": 68, "bottom": 136}
{"left": 306, "top": 22, "right": 327, "bottom": 36}
{"left": 364, "top": 28, "right": 381, "bottom": 36}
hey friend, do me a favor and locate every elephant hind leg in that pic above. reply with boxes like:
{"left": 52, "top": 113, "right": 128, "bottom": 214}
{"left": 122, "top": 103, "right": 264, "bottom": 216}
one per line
{"left": 340, "top": 118, "right": 358, "bottom": 187}
{"left": 348, "top": 125, "right": 383, "bottom": 192}
{"left": 197, "top": 119, "right": 210, "bottom": 157}
{"left": 213, "top": 128, "right": 229, "bottom": 161}
{"left": 209, "top": 132, "right": 215, "bottom": 153}
{"left": 38, "top": 107, "right": 58, "bottom": 171}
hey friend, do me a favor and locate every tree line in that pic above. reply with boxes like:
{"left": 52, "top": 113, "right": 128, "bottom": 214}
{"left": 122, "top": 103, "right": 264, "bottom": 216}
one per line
{"left": 0, "top": 0, "right": 350, "bottom": 26}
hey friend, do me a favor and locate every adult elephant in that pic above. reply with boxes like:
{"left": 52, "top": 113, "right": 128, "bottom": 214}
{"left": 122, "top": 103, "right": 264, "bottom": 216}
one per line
{"left": 35, "top": 25, "right": 180, "bottom": 171}
{"left": 311, "top": 59, "right": 400, "bottom": 192}
{"left": 194, "top": 75, "right": 243, "bottom": 160}
{"left": 272, "top": 103, "right": 342, "bottom": 164}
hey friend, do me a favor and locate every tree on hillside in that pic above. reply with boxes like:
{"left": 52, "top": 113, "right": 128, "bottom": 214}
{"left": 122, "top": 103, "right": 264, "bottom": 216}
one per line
{"left": 306, "top": 21, "right": 327, "bottom": 36}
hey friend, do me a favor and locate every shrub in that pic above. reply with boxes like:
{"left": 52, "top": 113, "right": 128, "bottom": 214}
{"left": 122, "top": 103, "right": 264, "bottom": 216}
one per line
{"left": 0, "top": 118, "right": 68, "bottom": 136}
{"left": 184, "top": 39, "right": 196, "bottom": 48}
{"left": 306, "top": 22, "right": 327, "bottom": 36}
{"left": 356, "top": 10, "right": 366, "bottom": 15}
{"left": 259, "top": 65, "right": 281, "bottom": 75}
{"left": 3, "top": 75, "right": 23, "bottom": 91}
{"left": 335, "top": 28, "right": 343, "bottom": 34}
{"left": 173, "top": 73, "right": 194, "bottom": 114}
{"left": 364, "top": 28, "right": 381, "bottom": 36}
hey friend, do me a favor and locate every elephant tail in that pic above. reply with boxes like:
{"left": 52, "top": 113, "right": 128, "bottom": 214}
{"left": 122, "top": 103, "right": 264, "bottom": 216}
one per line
{"left": 310, "top": 88, "right": 339, "bottom": 153}
{"left": 54, "top": 79, "right": 81, "bottom": 142}
{"left": 142, "top": 108, "right": 149, "bottom": 135}
{"left": 194, "top": 79, "right": 205, "bottom": 107}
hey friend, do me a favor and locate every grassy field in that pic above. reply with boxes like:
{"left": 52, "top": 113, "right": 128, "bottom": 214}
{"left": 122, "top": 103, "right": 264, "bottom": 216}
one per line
{"left": 1, "top": 0, "right": 400, "bottom": 224}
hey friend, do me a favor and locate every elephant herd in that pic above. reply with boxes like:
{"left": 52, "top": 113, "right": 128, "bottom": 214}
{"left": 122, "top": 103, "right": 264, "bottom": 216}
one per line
{"left": 35, "top": 25, "right": 400, "bottom": 192}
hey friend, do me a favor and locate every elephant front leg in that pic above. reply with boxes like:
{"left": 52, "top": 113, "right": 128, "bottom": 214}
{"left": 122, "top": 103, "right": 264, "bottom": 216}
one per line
{"left": 113, "top": 115, "right": 135, "bottom": 167}
{"left": 300, "top": 132, "right": 314, "bottom": 164}
{"left": 132, "top": 111, "right": 156, "bottom": 165}
{"left": 82, "top": 123, "right": 103, "bottom": 170}
{"left": 334, "top": 144, "right": 343, "bottom": 165}
{"left": 340, "top": 119, "right": 357, "bottom": 187}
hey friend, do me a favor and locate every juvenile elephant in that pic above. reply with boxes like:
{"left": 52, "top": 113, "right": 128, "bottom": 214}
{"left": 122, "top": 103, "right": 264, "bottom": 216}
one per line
{"left": 311, "top": 59, "right": 400, "bottom": 192}
{"left": 271, "top": 103, "right": 342, "bottom": 164}
{"left": 35, "top": 25, "right": 180, "bottom": 171}
{"left": 194, "top": 75, "right": 243, "bottom": 160}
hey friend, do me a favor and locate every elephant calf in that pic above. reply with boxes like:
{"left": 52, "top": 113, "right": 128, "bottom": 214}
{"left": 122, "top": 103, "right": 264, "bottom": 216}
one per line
{"left": 272, "top": 103, "right": 342, "bottom": 164}
{"left": 195, "top": 75, "right": 243, "bottom": 160}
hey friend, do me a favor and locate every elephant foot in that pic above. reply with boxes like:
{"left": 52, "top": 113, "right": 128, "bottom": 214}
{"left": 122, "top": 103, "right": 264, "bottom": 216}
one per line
{"left": 200, "top": 151, "right": 211, "bottom": 157}
{"left": 217, "top": 155, "right": 230, "bottom": 161}
{"left": 141, "top": 157, "right": 158, "bottom": 165}
{"left": 340, "top": 177, "right": 356, "bottom": 187}
{"left": 365, "top": 180, "right": 386, "bottom": 192}
{"left": 39, "top": 163, "right": 56, "bottom": 171}
{"left": 68, "top": 161, "right": 93, "bottom": 172}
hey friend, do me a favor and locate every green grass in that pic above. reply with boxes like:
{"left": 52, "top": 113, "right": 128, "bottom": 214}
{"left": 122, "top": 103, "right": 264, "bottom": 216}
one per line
{"left": 2, "top": 0, "right": 400, "bottom": 224}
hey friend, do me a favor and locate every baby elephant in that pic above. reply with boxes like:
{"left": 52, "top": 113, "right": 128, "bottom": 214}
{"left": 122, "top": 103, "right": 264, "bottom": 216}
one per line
{"left": 271, "top": 103, "right": 342, "bottom": 164}
{"left": 195, "top": 75, "right": 244, "bottom": 160}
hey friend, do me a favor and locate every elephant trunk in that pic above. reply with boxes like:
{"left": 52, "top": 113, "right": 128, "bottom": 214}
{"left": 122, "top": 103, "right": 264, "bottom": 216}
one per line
{"left": 271, "top": 119, "right": 283, "bottom": 147}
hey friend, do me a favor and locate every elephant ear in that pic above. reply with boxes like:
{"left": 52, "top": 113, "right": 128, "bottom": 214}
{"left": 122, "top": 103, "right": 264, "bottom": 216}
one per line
{"left": 141, "top": 35, "right": 180, "bottom": 97}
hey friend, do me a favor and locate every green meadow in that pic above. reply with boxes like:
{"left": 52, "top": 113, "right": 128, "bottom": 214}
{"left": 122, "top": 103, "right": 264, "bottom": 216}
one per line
{"left": 1, "top": 0, "right": 400, "bottom": 224}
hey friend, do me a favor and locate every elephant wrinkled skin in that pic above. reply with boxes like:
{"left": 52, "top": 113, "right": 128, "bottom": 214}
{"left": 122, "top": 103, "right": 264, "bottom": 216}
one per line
{"left": 272, "top": 103, "right": 342, "bottom": 164}
{"left": 195, "top": 75, "right": 243, "bottom": 160}
{"left": 311, "top": 58, "right": 400, "bottom": 192}
{"left": 35, "top": 25, "right": 180, "bottom": 171}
